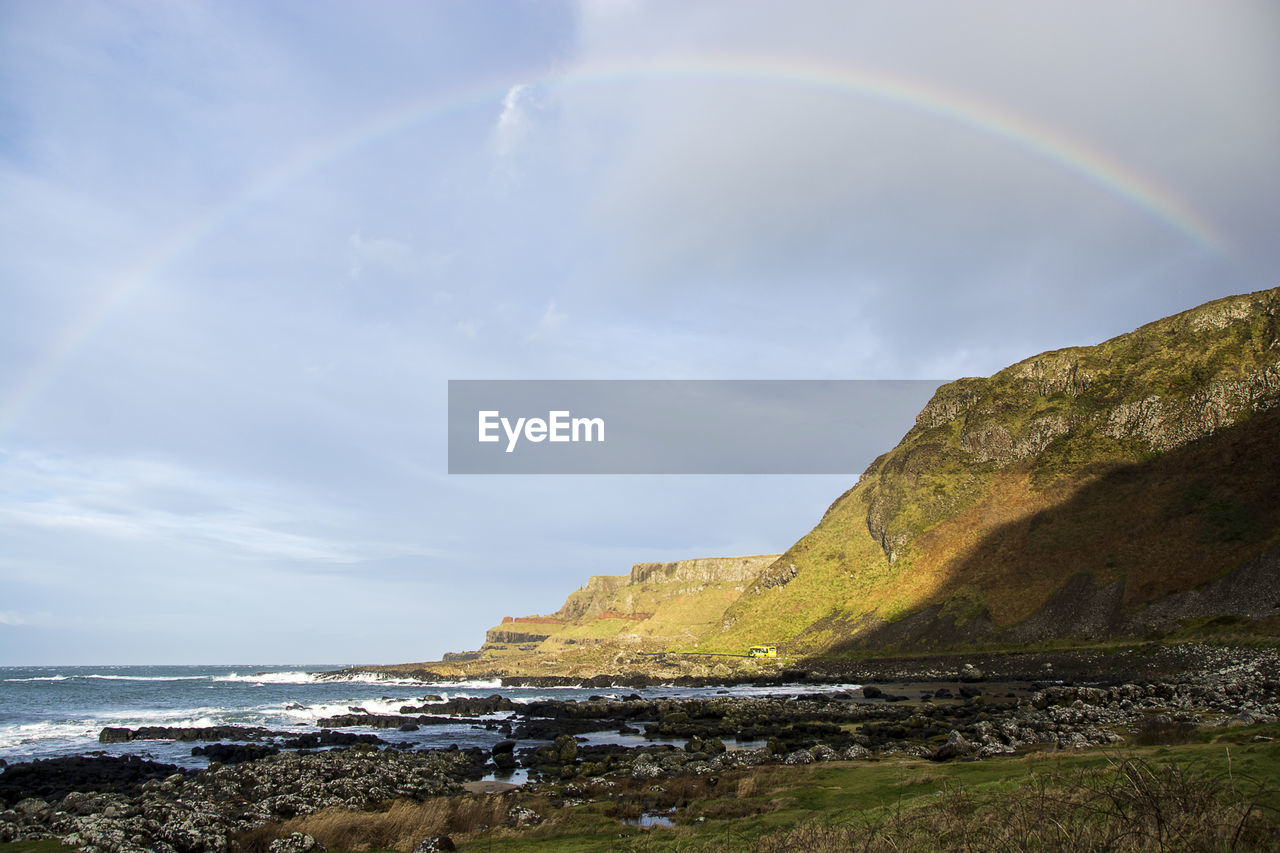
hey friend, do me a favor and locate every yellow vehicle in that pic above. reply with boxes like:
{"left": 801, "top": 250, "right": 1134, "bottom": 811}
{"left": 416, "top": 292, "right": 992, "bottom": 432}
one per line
{"left": 747, "top": 645, "right": 777, "bottom": 658}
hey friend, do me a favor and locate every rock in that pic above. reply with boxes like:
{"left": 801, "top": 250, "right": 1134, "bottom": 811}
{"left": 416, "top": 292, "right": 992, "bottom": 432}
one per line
{"left": 1226, "top": 711, "right": 1259, "bottom": 727}
{"left": 842, "top": 744, "right": 872, "bottom": 760}
{"left": 413, "top": 837, "right": 457, "bottom": 852}
{"left": 960, "top": 665, "right": 985, "bottom": 683}
{"left": 99, "top": 727, "right": 134, "bottom": 744}
{"left": 0, "top": 756, "right": 186, "bottom": 804}
{"left": 1057, "top": 731, "right": 1089, "bottom": 749}
{"left": 932, "top": 731, "right": 976, "bottom": 761}
{"left": 861, "top": 686, "right": 883, "bottom": 699}
{"left": 191, "top": 743, "right": 280, "bottom": 764}
{"left": 508, "top": 805, "right": 541, "bottom": 826}
{"left": 553, "top": 734, "right": 578, "bottom": 763}
{"left": 281, "top": 731, "right": 386, "bottom": 749}
{"left": 270, "top": 832, "right": 325, "bottom": 853}
{"left": 13, "top": 798, "right": 52, "bottom": 821}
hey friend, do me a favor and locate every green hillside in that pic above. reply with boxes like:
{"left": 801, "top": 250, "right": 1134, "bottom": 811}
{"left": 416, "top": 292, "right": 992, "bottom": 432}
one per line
{"left": 412, "top": 287, "right": 1280, "bottom": 678}
{"left": 712, "top": 286, "right": 1280, "bottom": 654}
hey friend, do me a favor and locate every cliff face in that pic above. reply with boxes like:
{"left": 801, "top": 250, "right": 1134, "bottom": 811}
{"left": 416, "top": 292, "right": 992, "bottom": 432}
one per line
{"left": 715, "top": 287, "right": 1280, "bottom": 653}
{"left": 479, "top": 554, "right": 779, "bottom": 656}
{"left": 450, "top": 288, "right": 1280, "bottom": 672}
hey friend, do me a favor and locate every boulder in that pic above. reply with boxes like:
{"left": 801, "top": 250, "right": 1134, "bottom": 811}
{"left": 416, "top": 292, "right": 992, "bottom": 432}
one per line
{"left": 270, "top": 833, "right": 325, "bottom": 853}
{"left": 553, "top": 734, "right": 578, "bottom": 764}
{"left": 413, "top": 837, "right": 456, "bottom": 853}
{"left": 932, "top": 730, "right": 975, "bottom": 761}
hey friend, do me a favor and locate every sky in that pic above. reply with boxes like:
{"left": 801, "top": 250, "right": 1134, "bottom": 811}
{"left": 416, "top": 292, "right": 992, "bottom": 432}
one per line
{"left": 1, "top": 1, "right": 1277, "bottom": 665}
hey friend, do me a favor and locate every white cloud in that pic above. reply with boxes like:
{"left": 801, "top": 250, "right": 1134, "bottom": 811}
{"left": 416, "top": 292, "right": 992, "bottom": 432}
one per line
{"left": 0, "top": 451, "right": 425, "bottom": 565}
{"left": 528, "top": 300, "right": 567, "bottom": 342}
{"left": 559, "top": 0, "right": 1277, "bottom": 295}
{"left": 494, "top": 83, "right": 530, "bottom": 160}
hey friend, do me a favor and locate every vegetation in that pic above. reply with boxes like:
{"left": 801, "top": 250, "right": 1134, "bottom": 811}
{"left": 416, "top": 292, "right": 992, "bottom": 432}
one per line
{"left": 368, "top": 287, "right": 1280, "bottom": 680}
{"left": 713, "top": 287, "right": 1280, "bottom": 656}
{"left": 229, "top": 723, "right": 1280, "bottom": 852}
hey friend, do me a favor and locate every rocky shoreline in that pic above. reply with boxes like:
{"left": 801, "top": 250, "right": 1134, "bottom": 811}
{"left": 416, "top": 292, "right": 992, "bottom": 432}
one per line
{"left": 3, "top": 643, "right": 1278, "bottom": 853}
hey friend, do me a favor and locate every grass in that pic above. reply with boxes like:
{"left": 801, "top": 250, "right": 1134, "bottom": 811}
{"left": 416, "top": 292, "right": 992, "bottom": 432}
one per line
{"left": 706, "top": 757, "right": 1280, "bottom": 852}
{"left": 0, "top": 843, "right": 77, "bottom": 853}
{"left": 236, "top": 796, "right": 518, "bottom": 853}
{"left": 225, "top": 723, "right": 1280, "bottom": 852}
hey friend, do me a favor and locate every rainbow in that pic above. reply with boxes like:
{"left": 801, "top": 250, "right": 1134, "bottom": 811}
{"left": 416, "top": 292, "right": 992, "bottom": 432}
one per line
{"left": 0, "top": 53, "right": 1228, "bottom": 431}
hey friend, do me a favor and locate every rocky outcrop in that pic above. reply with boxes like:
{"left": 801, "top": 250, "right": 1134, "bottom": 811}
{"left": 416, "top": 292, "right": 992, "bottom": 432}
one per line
{"left": 99, "top": 726, "right": 287, "bottom": 744}
{"left": 0, "top": 748, "right": 481, "bottom": 853}
{"left": 627, "top": 556, "right": 776, "bottom": 587}
{"left": 473, "top": 553, "right": 782, "bottom": 660}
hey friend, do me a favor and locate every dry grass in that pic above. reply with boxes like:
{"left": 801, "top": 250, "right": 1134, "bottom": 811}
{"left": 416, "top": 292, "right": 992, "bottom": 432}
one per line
{"left": 693, "top": 757, "right": 1280, "bottom": 852}
{"left": 236, "top": 795, "right": 517, "bottom": 853}
{"left": 891, "top": 771, "right": 946, "bottom": 788}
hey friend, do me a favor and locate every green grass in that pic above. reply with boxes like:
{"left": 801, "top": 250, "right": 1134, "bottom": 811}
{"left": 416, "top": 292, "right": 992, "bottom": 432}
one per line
{"left": 0, "top": 842, "right": 79, "bottom": 853}
{"left": 428, "top": 729, "right": 1280, "bottom": 851}
{"left": 229, "top": 723, "right": 1280, "bottom": 852}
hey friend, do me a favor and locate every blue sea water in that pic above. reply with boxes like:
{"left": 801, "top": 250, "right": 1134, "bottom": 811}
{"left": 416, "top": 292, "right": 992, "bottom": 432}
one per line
{"left": 0, "top": 665, "right": 848, "bottom": 769}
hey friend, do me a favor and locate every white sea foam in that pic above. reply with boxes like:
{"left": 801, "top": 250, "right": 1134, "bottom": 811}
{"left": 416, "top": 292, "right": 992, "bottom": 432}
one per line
{"left": 211, "top": 670, "right": 427, "bottom": 687}
{"left": 83, "top": 674, "right": 211, "bottom": 682}
{"left": 213, "top": 671, "right": 321, "bottom": 684}
{"left": 276, "top": 695, "right": 427, "bottom": 724}
{"left": 4, "top": 674, "right": 213, "bottom": 683}
{"left": 0, "top": 720, "right": 98, "bottom": 750}
{"left": 434, "top": 678, "right": 503, "bottom": 690}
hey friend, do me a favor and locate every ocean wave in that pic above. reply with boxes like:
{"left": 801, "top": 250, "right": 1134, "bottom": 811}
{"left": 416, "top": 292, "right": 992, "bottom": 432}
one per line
{"left": 3, "top": 674, "right": 212, "bottom": 683}
{"left": 0, "top": 720, "right": 98, "bottom": 750}
{"left": 213, "top": 671, "right": 321, "bottom": 685}
{"left": 276, "top": 695, "right": 439, "bottom": 723}
{"left": 83, "top": 675, "right": 211, "bottom": 682}
{"left": 315, "top": 672, "right": 451, "bottom": 687}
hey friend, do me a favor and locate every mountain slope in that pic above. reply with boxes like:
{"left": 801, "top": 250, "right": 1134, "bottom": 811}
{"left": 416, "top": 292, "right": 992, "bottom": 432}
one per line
{"left": 711, "top": 287, "right": 1280, "bottom": 654}
{"left": 427, "top": 288, "right": 1280, "bottom": 676}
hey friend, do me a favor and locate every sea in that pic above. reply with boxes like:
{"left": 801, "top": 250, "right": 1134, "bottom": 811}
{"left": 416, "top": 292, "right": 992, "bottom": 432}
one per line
{"left": 0, "top": 665, "right": 853, "bottom": 772}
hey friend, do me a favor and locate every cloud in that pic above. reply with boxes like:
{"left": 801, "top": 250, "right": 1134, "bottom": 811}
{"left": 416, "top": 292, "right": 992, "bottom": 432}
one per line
{"left": 0, "top": 1, "right": 1275, "bottom": 664}
{"left": 494, "top": 84, "right": 530, "bottom": 158}
{"left": 528, "top": 300, "right": 568, "bottom": 342}
{"left": 559, "top": 1, "right": 1277, "bottom": 296}
{"left": 0, "top": 451, "right": 424, "bottom": 565}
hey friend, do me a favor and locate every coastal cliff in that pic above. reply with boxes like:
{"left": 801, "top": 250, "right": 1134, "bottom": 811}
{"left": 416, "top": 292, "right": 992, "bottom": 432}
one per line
{"left": 715, "top": 286, "right": 1280, "bottom": 654}
{"left": 388, "top": 287, "right": 1280, "bottom": 679}
{"left": 470, "top": 554, "right": 779, "bottom": 660}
